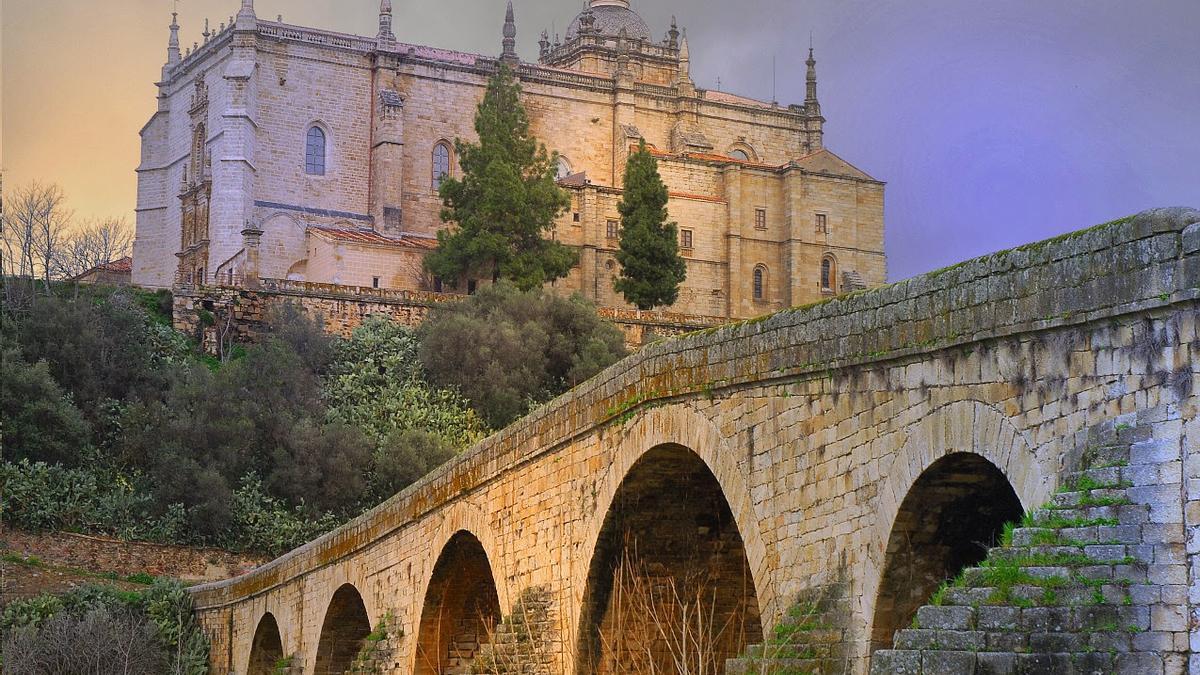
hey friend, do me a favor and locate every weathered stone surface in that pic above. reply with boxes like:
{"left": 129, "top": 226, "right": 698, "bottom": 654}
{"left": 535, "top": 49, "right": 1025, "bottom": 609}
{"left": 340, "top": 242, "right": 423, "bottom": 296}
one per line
{"left": 974, "top": 652, "right": 1017, "bottom": 675}
{"left": 187, "top": 212, "right": 1199, "bottom": 674}
{"left": 869, "top": 650, "right": 920, "bottom": 675}
{"left": 1132, "top": 207, "right": 1200, "bottom": 236}
{"left": 916, "top": 606, "right": 975, "bottom": 630}
{"left": 173, "top": 281, "right": 726, "bottom": 352}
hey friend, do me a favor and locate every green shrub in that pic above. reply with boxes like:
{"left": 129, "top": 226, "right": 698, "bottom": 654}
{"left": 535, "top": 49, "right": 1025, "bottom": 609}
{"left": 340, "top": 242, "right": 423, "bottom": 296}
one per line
{"left": 419, "top": 283, "right": 626, "bottom": 428}
{"left": 3, "top": 291, "right": 171, "bottom": 421}
{"left": 325, "top": 316, "right": 485, "bottom": 448}
{"left": 371, "top": 429, "right": 456, "bottom": 499}
{"left": 126, "top": 572, "right": 156, "bottom": 585}
{"left": 224, "top": 475, "right": 342, "bottom": 555}
{"left": 0, "top": 350, "right": 91, "bottom": 465}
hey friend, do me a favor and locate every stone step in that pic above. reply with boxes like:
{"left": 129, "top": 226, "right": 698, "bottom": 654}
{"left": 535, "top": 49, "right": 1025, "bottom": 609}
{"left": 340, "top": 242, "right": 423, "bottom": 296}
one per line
{"left": 871, "top": 649, "right": 1126, "bottom": 675}
{"left": 1027, "top": 503, "right": 1148, "bottom": 527}
{"left": 1062, "top": 464, "right": 1126, "bottom": 489}
{"left": 1051, "top": 487, "right": 1130, "bottom": 508}
{"left": 1081, "top": 443, "right": 1134, "bottom": 470}
{"left": 726, "top": 656, "right": 831, "bottom": 675}
{"left": 984, "top": 542, "right": 1143, "bottom": 565}
{"left": 1013, "top": 523, "right": 1143, "bottom": 547}
{"left": 913, "top": 602, "right": 1148, "bottom": 633}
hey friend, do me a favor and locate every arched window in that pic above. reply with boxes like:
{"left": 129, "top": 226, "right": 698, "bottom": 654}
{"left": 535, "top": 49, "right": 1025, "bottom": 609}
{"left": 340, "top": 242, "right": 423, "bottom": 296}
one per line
{"left": 432, "top": 142, "right": 452, "bottom": 191}
{"left": 556, "top": 156, "right": 573, "bottom": 180}
{"left": 728, "top": 149, "right": 750, "bottom": 161}
{"left": 753, "top": 265, "right": 766, "bottom": 301}
{"left": 821, "top": 255, "right": 837, "bottom": 292}
{"left": 305, "top": 126, "right": 327, "bottom": 176}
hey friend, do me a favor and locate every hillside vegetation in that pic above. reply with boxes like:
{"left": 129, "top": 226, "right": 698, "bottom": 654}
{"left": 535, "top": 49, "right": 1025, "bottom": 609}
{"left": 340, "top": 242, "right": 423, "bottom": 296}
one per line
{"left": 0, "top": 281, "right": 624, "bottom": 557}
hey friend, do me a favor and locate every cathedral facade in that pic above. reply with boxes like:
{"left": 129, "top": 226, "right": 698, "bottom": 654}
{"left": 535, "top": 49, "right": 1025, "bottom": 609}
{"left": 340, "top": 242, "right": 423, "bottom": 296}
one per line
{"left": 134, "top": 0, "right": 885, "bottom": 320}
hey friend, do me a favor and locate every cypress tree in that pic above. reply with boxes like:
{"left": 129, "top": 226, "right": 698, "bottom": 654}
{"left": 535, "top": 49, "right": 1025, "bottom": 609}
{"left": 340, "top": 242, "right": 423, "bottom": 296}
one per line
{"left": 424, "top": 64, "right": 576, "bottom": 291}
{"left": 613, "top": 140, "right": 687, "bottom": 310}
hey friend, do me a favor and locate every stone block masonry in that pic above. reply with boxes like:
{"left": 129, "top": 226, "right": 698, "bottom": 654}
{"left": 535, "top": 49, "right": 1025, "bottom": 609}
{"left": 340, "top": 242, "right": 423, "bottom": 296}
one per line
{"left": 172, "top": 277, "right": 726, "bottom": 353}
{"left": 1, "top": 530, "right": 266, "bottom": 585}
{"left": 188, "top": 207, "right": 1200, "bottom": 674}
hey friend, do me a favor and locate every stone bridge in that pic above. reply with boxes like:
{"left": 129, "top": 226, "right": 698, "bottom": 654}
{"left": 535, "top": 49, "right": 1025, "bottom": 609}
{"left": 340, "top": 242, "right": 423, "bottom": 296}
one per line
{"left": 192, "top": 208, "right": 1200, "bottom": 675}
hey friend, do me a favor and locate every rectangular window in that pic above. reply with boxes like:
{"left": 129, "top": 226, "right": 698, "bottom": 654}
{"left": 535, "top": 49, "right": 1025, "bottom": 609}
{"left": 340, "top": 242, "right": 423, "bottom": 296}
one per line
{"left": 607, "top": 219, "right": 620, "bottom": 239}
{"left": 573, "top": 212, "right": 581, "bottom": 223}
{"left": 816, "top": 213, "right": 828, "bottom": 233}
{"left": 755, "top": 208, "right": 767, "bottom": 230}
{"left": 372, "top": 276, "right": 380, "bottom": 289}
{"left": 680, "top": 229, "right": 693, "bottom": 249}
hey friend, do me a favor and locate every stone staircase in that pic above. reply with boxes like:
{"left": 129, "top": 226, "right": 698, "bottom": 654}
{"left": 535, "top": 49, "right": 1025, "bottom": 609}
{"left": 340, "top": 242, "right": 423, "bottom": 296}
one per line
{"left": 727, "top": 575, "right": 852, "bottom": 674}
{"left": 471, "top": 586, "right": 556, "bottom": 674}
{"left": 444, "top": 627, "right": 485, "bottom": 674}
{"left": 724, "top": 412, "right": 1187, "bottom": 675}
{"left": 870, "top": 415, "right": 1184, "bottom": 674}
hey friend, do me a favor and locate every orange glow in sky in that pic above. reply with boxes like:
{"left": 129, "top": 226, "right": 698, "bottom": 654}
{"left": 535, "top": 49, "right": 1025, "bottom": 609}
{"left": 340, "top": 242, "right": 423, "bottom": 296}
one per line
{"left": 0, "top": 0, "right": 592, "bottom": 226}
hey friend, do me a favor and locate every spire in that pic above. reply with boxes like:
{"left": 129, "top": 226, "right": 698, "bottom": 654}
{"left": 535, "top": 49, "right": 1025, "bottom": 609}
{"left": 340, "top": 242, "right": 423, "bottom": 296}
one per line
{"left": 167, "top": 11, "right": 181, "bottom": 65}
{"left": 805, "top": 45, "right": 821, "bottom": 115}
{"left": 615, "top": 27, "right": 632, "bottom": 78}
{"left": 501, "top": 1, "right": 518, "bottom": 65}
{"left": 378, "top": 0, "right": 395, "bottom": 43}
{"left": 676, "top": 31, "right": 693, "bottom": 91}
{"left": 539, "top": 29, "right": 551, "bottom": 59}
{"left": 578, "top": 3, "right": 596, "bottom": 35}
{"left": 202, "top": 18, "right": 211, "bottom": 42}
{"left": 668, "top": 16, "right": 679, "bottom": 49}
{"left": 236, "top": 0, "right": 256, "bottom": 30}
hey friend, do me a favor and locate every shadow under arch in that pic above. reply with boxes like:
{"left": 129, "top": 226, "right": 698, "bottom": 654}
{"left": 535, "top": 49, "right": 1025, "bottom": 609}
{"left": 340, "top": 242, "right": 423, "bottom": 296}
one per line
{"left": 869, "top": 452, "right": 1023, "bottom": 651}
{"left": 313, "top": 583, "right": 372, "bottom": 675}
{"left": 575, "top": 443, "right": 764, "bottom": 674}
{"left": 246, "top": 611, "right": 284, "bottom": 675}
{"left": 414, "top": 530, "right": 502, "bottom": 675}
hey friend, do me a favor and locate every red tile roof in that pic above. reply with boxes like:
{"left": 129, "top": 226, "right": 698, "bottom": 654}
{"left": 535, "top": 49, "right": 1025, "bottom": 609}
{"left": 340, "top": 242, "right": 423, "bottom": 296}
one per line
{"left": 309, "top": 227, "right": 439, "bottom": 251}
{"left": 100, "top": 256, "right": 133, "bottom": 273}
{"left": 557, "top": 171, "right": 590, "bottom": 187}
{"left": 642, "top": 146, "right": 778, "bottom": 170}
{"left": 702, "top": 90, "right": 779, "bottom": 111}
{"left": 668, "top": 192, "right": 726, "bottom": 204}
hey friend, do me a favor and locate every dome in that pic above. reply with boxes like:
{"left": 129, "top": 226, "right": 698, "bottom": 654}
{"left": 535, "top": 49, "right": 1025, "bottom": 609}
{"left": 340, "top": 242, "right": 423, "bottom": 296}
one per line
{"left": 565, "top": 0, "right": 653, "bottom": 42}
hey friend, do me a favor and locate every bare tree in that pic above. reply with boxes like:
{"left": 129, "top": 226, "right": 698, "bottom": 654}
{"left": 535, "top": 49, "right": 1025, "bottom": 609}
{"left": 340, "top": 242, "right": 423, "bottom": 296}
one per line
{"left": 596, "top": 543, "right": 753, "bottom": 675}
{"left": 2, "top": 609, "right": 167, "bottom": 674}
{"left": 0, "top": 182, "right": 72, "bottom": 295}
{"left": 54, "top": 217, "right": 133, "bottom": 279}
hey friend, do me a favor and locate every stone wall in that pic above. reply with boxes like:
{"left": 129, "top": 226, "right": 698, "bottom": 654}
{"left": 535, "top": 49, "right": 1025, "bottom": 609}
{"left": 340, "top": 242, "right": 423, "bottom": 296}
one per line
{"left": 172, "top": 278, "right": 726, "bottom": 353}
{"left": 0, "top": 530, "right": 265, "bottom": 584}
{"left": 188, "top": 208, "right": 1200, "bottom": 674}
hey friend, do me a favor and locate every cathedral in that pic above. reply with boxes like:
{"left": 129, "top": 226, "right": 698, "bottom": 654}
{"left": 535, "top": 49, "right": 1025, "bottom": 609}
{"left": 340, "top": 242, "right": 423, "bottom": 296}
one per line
{"left": 134, "top": 0, "right": 885, "bottom": 320}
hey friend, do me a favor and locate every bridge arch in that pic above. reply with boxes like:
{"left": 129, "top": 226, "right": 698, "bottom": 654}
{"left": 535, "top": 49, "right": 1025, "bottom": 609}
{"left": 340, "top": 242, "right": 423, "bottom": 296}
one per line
{"left": 313, "top": 583, "right": 372, "bottom": 675}
{"left": 866, "top": 400, "right": 1051, "bottom": 653}
{"left": 574, "top": 404, "right": 768, "bottom": 673}
{"left": 414, "top": 529, "right": 502, "bottom": 674}
{"left": 246, "top": 611, "right": 285, "bottom": 675}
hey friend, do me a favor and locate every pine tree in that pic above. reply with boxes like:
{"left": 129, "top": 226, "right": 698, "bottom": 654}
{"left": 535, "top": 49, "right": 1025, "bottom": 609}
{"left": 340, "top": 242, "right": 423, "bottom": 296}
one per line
{"left": 613, "top": 141, "right": 687, "bottom": 310}
{"left": 424, "top": 64, "right": 576, "bottom": 291}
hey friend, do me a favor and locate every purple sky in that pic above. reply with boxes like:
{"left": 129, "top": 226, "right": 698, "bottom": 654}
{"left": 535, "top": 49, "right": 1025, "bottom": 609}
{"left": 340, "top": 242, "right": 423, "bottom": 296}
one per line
{"left": 4, "top": 0, "right": 1198, "bottom": 280}
{"left": 664, "top": 0, "right": 1200, "bottom": 279}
